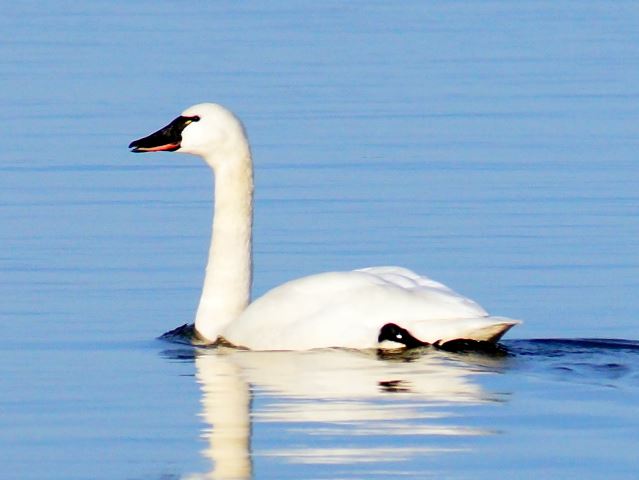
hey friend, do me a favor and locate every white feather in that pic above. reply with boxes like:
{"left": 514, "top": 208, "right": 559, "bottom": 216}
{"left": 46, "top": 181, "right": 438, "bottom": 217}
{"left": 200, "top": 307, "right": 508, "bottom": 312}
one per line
{"left": 132, "top": 103, "right": 520, "bottom": 350}
{"left": 224, "top": 267, "right": 518, "bottom": 350}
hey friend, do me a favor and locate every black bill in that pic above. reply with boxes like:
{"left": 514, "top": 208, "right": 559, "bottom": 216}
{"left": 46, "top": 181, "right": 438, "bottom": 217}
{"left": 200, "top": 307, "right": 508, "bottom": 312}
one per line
{"left": 129, "top": 115, "right": 199, "bottom": 153}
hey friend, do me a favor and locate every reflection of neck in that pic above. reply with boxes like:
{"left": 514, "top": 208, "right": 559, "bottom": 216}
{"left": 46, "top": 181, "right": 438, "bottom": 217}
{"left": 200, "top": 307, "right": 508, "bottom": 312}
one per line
{"left": 195, "top": 352, "right": 251, "bottom": 479}
{"left": 195, "top": 151, "right": 254, "bottom": 342}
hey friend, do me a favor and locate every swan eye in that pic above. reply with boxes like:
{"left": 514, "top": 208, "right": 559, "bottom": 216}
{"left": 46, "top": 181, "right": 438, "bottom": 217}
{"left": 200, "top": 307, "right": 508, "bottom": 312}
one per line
{"left": 396, "top": 334, "right": 403, "bottom": 339}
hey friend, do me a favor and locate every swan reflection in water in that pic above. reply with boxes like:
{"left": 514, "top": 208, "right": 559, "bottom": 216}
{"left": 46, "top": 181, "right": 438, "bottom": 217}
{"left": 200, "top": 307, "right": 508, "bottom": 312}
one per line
{"left": 175, "top": 347, "right": 509, "bottom": 479}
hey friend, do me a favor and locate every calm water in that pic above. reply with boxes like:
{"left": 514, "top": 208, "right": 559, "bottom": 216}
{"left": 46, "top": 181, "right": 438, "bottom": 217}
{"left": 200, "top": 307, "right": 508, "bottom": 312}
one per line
{"left": 2, "top": 1, "right": 639, "bottom": 479}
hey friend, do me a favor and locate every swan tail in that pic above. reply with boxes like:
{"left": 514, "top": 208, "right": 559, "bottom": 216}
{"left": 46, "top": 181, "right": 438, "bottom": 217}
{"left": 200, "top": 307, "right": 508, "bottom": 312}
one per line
{"left": 461, "top": 317, "right": 521, "bottom": 342}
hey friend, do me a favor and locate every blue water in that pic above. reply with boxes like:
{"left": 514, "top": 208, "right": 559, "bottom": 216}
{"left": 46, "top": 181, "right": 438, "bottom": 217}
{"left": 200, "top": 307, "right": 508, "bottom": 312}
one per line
{"left": 1, "top": 1, "right": 638, "bottom": 478}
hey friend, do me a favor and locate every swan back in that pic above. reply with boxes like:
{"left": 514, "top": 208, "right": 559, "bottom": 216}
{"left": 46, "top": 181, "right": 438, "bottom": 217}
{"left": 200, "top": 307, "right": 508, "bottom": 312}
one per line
{"left": 222, "top": 267, "right": 518, "bottom": 350}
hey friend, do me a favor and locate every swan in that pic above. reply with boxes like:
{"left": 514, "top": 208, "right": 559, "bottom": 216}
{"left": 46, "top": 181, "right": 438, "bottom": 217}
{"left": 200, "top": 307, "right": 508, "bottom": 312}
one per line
{"left": 129, "top": 103, "right": 520, "bottom": 350}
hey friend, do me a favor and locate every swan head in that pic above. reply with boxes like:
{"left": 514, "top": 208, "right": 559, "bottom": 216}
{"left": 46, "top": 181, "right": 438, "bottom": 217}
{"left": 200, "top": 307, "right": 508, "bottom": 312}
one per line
{"left": 129, "top": 103, "right": 250, "bottom": 168}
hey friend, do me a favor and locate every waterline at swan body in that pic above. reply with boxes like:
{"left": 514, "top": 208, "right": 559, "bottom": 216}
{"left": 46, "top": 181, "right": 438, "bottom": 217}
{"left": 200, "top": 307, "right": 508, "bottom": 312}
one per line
{"left": 129, "top": 103, "right": 520, "bottom": 350}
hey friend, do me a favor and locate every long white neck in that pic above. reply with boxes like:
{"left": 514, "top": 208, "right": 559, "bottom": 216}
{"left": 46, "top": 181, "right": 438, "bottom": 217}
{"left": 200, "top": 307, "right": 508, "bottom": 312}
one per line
{"left": 194, "top": 150, "right": 253, "bottom": 342}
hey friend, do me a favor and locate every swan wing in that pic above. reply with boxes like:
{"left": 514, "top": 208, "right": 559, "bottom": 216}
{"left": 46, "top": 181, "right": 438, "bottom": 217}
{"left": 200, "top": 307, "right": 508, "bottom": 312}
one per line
{"left": 221, "top": 267, "right": 519, "bottom": 350}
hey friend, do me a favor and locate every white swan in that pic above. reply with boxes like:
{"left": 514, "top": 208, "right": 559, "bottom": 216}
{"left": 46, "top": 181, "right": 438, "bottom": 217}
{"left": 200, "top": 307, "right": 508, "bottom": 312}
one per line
{"left": 129, "top": 103, "right": 520, "bottom": 350}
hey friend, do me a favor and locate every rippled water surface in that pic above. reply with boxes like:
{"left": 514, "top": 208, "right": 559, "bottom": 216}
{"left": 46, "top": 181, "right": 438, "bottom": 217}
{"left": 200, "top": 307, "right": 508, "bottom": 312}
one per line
{"left": 2, "top": 1, "right": 638, "bottom": 479}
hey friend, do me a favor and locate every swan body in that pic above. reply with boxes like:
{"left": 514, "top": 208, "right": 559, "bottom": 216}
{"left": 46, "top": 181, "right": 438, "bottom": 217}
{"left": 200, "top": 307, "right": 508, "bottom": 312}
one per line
{"left": 129, "top": 103, "right": 520, "bottom": 350}
{"left": 225, "top": 267, "right": 515, "bottom": 350}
